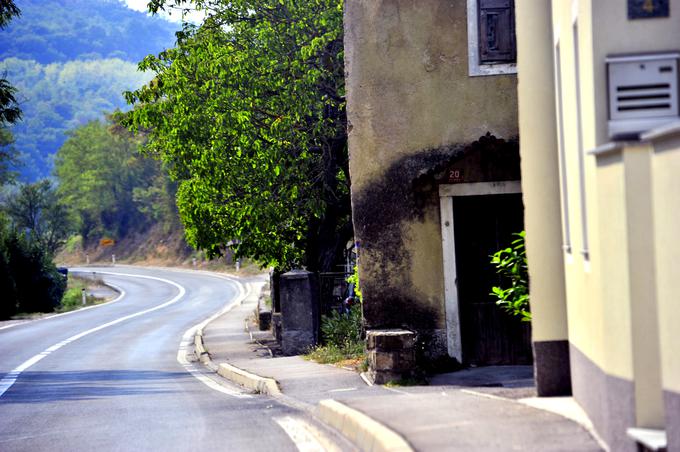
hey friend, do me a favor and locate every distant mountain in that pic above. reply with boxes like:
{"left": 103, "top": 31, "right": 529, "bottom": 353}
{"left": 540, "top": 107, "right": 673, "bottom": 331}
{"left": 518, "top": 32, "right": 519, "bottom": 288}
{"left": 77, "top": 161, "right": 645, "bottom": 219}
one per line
{"left": 0, "top": 0, "right": 179, "bottom": 181}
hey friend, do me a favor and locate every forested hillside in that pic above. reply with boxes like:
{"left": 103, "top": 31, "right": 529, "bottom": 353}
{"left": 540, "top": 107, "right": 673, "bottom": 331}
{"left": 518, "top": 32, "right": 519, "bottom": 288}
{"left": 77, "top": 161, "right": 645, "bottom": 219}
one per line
{"left": 0, "top": 0, "right": 178, "bottom": 181}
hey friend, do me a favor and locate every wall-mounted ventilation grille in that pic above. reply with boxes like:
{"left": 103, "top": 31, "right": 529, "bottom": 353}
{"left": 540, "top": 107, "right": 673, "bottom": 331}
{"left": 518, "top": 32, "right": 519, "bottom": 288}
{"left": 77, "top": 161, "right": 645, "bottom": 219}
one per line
{"left": 607, "top": 53, "right": 680, "bottom": 139}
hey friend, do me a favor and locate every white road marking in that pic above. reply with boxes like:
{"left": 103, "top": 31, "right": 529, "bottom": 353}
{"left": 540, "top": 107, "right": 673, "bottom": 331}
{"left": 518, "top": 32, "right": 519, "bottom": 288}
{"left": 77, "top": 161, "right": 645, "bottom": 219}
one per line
{"left": 0, "top": 280, "right": 126, "bottom": 332}
{"left": 0, "top": 272, "right": 185, "bottom": 398}
{"left": 460, "top": 388, "right": 508, "bottom": 401}
{"left": 176, "top": 277, "right": 252, "bottom": 398}
{"left": 274, "top": 416, "right": 331, "bottom": 452}
{"left": 177, "top": 330, "right": 251, "bottom": 399}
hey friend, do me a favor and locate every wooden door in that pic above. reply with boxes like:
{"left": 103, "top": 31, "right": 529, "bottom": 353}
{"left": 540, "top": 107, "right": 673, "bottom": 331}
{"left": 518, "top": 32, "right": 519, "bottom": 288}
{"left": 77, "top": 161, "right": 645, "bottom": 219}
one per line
{"left": 452, "top": 193, "right": 532, "bottom": 366}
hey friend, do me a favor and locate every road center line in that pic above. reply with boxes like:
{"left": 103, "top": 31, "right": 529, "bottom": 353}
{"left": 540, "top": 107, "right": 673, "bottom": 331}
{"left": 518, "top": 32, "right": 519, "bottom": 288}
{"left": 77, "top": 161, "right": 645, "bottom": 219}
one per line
{"left": 274, "top": 416, "right": 334, "bottom": 452}
{"left": 0, "top": 272, "right": 186, "bottom": 399}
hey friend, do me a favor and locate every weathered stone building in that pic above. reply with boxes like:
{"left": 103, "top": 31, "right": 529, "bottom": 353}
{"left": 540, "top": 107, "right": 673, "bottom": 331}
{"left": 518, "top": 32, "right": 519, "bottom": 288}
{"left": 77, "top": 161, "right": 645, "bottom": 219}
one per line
{"left": 344, "top": 0, "right": 528, "bottom": 373}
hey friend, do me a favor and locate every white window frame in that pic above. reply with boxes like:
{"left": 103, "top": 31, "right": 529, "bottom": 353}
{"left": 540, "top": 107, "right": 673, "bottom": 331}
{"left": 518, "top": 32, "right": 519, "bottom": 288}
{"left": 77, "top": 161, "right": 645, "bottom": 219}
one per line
{"left": 573, "top": 19, "right": 590, "bottom": 262}
{"left": 467, "top": 0, "right": 517, "bottom": 77}
{"left": 554, "top": 39, "right": 573, "bottom": 254}
{"left": 439, "top": 181, "right": 522, "bottom": 362}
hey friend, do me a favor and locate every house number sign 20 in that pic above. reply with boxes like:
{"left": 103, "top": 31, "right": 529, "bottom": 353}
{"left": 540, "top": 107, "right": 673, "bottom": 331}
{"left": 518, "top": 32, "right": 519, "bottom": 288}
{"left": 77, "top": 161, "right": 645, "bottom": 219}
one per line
{"left": 448, "top": 169, "right": 464, "bottom": 183}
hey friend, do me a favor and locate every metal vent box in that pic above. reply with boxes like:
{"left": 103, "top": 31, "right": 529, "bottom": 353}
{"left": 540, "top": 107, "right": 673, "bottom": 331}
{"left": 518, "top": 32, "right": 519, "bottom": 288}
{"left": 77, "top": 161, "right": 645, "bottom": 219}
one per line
{"left": 607, "top": 52, "right": 680, "bottom": 139}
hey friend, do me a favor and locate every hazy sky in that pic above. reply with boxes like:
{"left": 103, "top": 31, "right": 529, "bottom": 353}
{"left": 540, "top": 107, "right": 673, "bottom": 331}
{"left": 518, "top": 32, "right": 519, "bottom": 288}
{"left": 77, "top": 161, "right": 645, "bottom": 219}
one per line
{"left": 121, "top": 0, "right": 205, "bottom": 23}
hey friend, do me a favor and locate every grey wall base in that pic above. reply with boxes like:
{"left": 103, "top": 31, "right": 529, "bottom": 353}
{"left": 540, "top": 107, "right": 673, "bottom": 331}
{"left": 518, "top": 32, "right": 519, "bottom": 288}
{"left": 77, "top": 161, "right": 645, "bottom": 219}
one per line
{"left": 570, "top": 344, "right": 636, "bottom": 452}
{"left": 665, "top": 390, "right": 680, "bottom": 452}
{"left": 533, "top": 340, "right": 572, "bottom": 396}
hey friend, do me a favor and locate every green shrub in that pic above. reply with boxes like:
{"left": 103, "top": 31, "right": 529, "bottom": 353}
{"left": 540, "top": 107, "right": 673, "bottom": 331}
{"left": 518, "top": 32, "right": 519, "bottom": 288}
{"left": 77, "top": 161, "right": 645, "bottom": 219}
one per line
{"left": 490, "top": 231, "right": 531, "bottom": 321}
{"left": 306, "top": 265, "right": 365, "bottom": 365}
{"left": 0, "top": 220, "right": 66, "bottom": 319}
{"left": 321, "top": 304, "right": 362, "bottom": 347}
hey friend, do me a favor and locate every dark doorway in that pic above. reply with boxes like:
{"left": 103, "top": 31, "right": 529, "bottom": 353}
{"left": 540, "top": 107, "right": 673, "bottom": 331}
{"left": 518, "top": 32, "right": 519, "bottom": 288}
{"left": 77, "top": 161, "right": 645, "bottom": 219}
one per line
{"left": 452, "top": 193, "right": 532, "bottom": 366}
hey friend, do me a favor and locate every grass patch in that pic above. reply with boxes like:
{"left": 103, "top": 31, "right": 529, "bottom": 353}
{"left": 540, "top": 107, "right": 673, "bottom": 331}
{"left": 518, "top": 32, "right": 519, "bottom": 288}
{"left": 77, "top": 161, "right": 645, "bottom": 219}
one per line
{"left": 58, "top": 275, "right": 108, "bottom": 312}
{"left": 305, "top": 340, "right": 365, "bottom": 368}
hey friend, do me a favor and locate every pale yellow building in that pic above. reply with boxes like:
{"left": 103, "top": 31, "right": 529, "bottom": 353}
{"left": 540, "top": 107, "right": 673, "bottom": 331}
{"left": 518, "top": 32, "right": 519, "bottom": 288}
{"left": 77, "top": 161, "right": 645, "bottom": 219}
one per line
{"left": 517, "top": 0, "right": 680, "bottom": 450}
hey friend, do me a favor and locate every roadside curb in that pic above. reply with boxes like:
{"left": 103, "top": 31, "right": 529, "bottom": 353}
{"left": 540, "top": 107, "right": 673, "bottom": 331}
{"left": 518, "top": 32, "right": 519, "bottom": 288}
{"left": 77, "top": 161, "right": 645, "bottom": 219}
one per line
{"left": 193, "top": 325, "right": 281, "bottom": 395}
{"left": 194, "top": 279, "right": 412, "bottom": 452}
{"left": 192, "top": 278, "right": 282, "bottom": 396}
{"left": 216, "top": 362, "right": 281, "bottom": 396}
{"left": 317, "top": 399, "right": 414, "bottom": 452}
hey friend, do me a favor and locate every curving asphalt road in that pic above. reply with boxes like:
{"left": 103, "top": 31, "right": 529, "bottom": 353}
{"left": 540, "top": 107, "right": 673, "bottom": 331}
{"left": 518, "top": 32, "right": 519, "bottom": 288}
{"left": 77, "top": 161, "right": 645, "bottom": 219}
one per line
{"left": 0, "top": 266, "right": 320, "bottom": 452}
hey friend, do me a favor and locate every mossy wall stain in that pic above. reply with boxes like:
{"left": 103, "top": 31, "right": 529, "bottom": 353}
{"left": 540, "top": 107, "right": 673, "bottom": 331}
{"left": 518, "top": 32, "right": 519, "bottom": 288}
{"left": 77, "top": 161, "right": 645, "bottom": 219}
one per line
{"left": 353, "top": 135, "right": 521, "bottom": 335}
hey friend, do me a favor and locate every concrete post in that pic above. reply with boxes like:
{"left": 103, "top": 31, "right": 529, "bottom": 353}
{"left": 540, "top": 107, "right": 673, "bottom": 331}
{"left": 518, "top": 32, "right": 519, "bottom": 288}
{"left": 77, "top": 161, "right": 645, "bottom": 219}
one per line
{"left": 279, "top": 270, "right": 320, "bottom": 355}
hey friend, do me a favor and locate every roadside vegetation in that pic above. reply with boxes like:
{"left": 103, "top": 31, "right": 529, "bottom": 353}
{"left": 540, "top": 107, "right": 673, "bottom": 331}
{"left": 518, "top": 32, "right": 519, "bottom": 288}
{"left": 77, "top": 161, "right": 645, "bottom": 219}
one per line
{"left": 58, "top": 275, "right": 110, "bottom": 312}
{"left": 306, "top": 266, "right": 365, "bottom": 369}
{"left": 0, "top": 216, "right": 66, "bottom": 319}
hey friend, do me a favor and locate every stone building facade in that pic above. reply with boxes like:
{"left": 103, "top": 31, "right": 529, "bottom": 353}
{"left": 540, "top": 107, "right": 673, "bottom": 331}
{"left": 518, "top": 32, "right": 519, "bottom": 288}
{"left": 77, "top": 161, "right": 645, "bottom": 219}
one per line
{"left": 344, "top": 0, "right": 526, "bottom": 370}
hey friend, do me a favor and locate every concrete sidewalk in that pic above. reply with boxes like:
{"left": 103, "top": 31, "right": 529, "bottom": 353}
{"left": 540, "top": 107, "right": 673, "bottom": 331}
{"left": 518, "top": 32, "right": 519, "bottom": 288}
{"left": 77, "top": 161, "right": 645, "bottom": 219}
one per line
{"left": 199, "top": 280, "right": 604, "bottom": 452}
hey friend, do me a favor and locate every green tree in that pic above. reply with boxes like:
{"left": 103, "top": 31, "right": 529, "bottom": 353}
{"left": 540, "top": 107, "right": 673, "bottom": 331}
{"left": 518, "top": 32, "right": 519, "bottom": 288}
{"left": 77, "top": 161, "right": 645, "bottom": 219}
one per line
{"left": 125, "top": 0, "right": 351, "bottom": 272}
{"left": 0, "top": 213, "right": 66, "bottom": 319}
{"left": 1, "top": 57, "right": 157, "bottom": 180}
{"left": 54, "top": 117, "right": 171, "bottom": 243}
{"left": 0, "top": 127, "right": 19, "bottom": 184}
{"left": 0, "top": 0, "right": 22, "bottom": 126}
{"left": 5, "top": 179, "right": 72, "bottom": 256}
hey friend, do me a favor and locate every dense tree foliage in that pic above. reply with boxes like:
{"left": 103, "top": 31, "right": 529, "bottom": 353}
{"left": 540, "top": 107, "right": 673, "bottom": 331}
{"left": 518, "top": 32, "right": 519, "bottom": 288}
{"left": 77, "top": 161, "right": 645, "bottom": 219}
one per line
{"left": 54, "top": 117, "right": 178, "bottom": 245}
{"left": 2, "top": 57, "right": 155, "bottom": 180}
{"left": 5, "top": 179, "right": 71, "bottom": 256}
{"left": 0, "top": 0, "right": 21, "bottom": 126}
{"left": 0, "top": 215, "right": 67, "bottom": 319}
{"left": 1, "top": 0, "right": 176, "bottom": 64}
{"left": 0, "top": 0, "right": 178, "bottom": 180}
{"left": 0, "top": 0, "right": 20, "bottom": 28}
{"left": 125, "top": 0, "right": 351, "bottom": 272}
{"left": 0, "top": 127, "right": 19, "bottom": 184}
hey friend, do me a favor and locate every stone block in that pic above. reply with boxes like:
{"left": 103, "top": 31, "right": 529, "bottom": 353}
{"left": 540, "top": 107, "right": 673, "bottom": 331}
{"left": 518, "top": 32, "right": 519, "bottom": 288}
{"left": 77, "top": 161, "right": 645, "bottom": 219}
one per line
{"left": 279, "top": 270, "right": 320, "bottom": 355}
{"left": 367, "top": 370, "right": 405, "bottom": 385}
{"left": 365, "top": 329, "right": 416, "bottom": 384}
{"left": 368, "top": 350, "right": 415, "bottom": 372}
{"left": 366, "top": 329, "right": 416, "bottom": 351}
